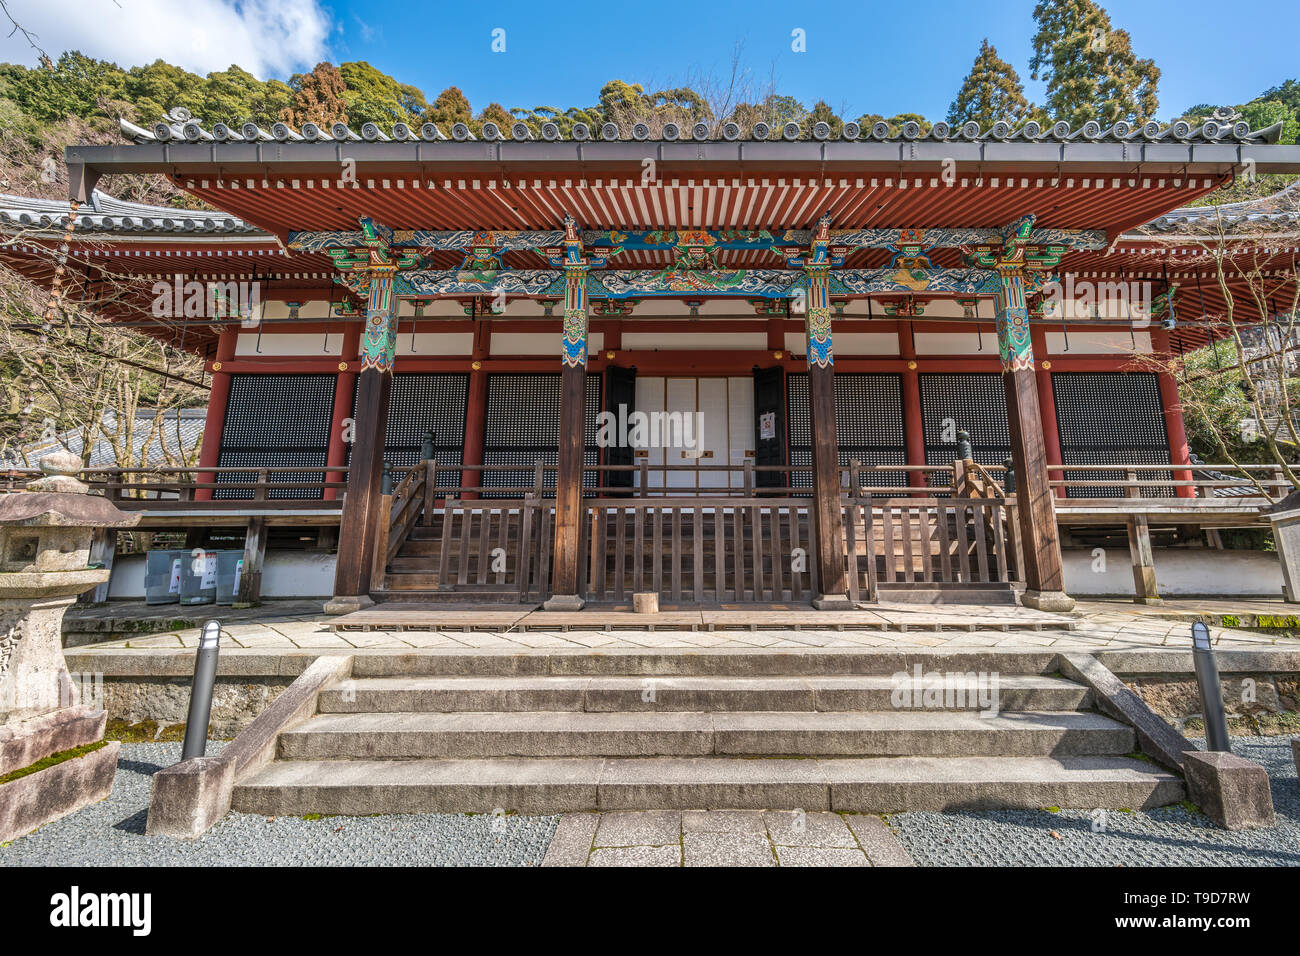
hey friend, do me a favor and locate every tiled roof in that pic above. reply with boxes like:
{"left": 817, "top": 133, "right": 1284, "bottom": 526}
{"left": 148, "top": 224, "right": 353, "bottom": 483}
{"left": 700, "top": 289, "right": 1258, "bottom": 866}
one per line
{"left": 1137, "top": 181, "right": 1300, "bottom": 234}
{"left": 2, "top": 409, "right": 206, "bottom": 469}
{"left": 120, "top": 111, "right": 1287, "bottom": 147}
{"left": 0, "top": 189, "right": 262, "bottom": 235}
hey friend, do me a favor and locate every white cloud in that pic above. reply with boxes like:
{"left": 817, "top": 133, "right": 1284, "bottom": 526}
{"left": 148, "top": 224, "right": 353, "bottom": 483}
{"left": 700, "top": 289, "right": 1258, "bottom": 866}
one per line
{"left": 0, "top": 0, "right": 331, "bottom": 79}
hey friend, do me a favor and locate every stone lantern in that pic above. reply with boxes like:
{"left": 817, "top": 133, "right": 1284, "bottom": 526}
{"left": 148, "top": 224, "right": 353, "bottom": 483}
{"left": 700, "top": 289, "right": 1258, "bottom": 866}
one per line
{"left": 0, "top": 451, "right": 139, "bottom": 843}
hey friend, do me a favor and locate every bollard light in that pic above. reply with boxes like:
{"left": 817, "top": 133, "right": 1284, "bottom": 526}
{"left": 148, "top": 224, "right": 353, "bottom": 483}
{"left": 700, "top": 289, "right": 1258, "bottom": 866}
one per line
{"left": 181, "top": 620, "right": 221, "bottom": 760}
{"left": 1191, "top": 621, "right": 1232, "bottom": 753}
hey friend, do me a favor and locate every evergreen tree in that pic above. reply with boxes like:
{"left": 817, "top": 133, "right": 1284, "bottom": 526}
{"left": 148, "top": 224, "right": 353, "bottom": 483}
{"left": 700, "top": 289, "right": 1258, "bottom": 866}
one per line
{"left": 947, "top": 39, "right": 1030, "bottom": 128}
{"left": 423, "top": 86, "right": 472, "bottom": 131}
{"left": 1029, "top": 0, "right": 1159, "bottom": 126}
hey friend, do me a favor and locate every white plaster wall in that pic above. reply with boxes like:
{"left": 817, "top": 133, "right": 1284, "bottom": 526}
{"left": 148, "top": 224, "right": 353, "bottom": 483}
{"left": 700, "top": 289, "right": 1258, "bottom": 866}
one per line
{"left": 1044, "top": 330, "right": 1151, "bottom": 355}
{"left": 235, "top": 331, "right": 345, "bottom": 356}
{"left": 1063, "top": 548, "right": 1283, "bottom": 597}
{"left": 914, "top": 332, "right": 990, "bottom": 355}
{"left": 490, "top": 331, "right": 604, "bottom": 355}
{"left": 783, "top": 332, "right": 899, "bottom": 356}
{"left": 106, "top": 551, "right": 337, "bottom": 600}
{"left": 622, "top": 332, "right": 766, "bottom": 351}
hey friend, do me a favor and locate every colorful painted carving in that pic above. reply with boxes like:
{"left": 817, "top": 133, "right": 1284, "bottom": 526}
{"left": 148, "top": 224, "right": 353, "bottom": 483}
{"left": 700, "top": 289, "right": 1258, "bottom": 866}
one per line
{"left": 964, "top": 214, "right": 1075, "bottom": 374}
{"left": 994, "top": 270, "right": 1034, "bottom": 373}
{"left": 803, "top": 216, "right": 835, "bottom": 369}
{"left": 361, "top": 270, "right": 397, "bottom": 372}
{"left": 394, "top": 266, "right": 999, "bottom": 299}
{"left": 559, "top": 215, "right": 590, "bottom": 368}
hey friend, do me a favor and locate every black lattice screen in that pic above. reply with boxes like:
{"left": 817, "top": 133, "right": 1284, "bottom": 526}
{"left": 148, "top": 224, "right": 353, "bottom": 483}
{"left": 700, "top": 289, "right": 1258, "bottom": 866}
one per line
{"left": 349, "top": 373, "right": 469, "bottom": 490}
{"left": 217, "top": 374, "right": 337, "bottom": 499}
{"left": 1052, "top": 372, "right": 1172, "bottom": 498}
{"left": 920, "top": 373, "right": 1012, "bottom": 487}
{"left": 481, "top": 373, "right": 602, "bottom": 496}
{"left": 787, "top": 372, "right": 906, "bottom": 490}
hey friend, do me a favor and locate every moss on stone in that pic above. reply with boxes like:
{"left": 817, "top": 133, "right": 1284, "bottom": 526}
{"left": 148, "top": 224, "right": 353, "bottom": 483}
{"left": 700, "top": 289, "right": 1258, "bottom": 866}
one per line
{"left": 0, "top": 740, "right": 110, "bottom": 786}
{"left": 105, "top": 719, "right": 186, "bottom": 743}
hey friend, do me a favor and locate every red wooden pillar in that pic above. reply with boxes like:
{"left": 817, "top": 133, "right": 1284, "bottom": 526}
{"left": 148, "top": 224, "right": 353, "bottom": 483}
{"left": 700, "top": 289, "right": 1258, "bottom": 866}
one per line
{"left": 194, "top": 329, "right": 237, "bottom": 501}
{"left": 803, "top": 230, "right": 848, "bottom": 607}
{"left": 329, "top": 269, "right": 397, "bottom": 611}
{"left": 1030, "top": 325, "right": 1065, "bottom": 499}
{"left": 996, "top": 268, "right": 1073, "bottom": 611}
{"left": 1152, "top": 329, "right": 1195, "bottom": 498}
{"left": 899, "top": 322, "right": 926, "bottom": 493}
{"left": 324, "top": 324, "right": 361, "bottom": 501}
{"left": 546, "top": 219, "right": 590, "bottom": 610}
{"left": 460, "top": 318, "right": 490, "bottom": 499}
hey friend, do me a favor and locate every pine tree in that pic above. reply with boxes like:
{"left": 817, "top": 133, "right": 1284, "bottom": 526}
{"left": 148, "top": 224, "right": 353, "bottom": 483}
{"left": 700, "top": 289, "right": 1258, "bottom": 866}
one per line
{"left": 1029, "top": 0, "right": 1159, "bottom": 127}
{"left": 947, "top": 39, "right": 1030, "bottom": 128}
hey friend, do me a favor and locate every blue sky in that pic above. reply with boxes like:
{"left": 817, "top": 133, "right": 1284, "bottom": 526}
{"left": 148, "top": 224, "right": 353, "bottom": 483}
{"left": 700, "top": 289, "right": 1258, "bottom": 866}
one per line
{"left": 317, "top": 0, "right": 1294, "bottom": 120}
{"left": 0, "top": 0, "right": 1294, "bottom": 120}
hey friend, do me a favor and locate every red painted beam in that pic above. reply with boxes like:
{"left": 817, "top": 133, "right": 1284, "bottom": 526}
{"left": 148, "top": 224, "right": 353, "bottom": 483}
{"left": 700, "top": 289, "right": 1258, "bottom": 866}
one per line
{"left": 193, "top": 330, "right": 237, "bottom": 501}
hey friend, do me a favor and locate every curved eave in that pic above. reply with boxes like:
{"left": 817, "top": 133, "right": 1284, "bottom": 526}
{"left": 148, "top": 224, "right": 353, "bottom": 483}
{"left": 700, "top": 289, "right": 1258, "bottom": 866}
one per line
{"left": 66, "top": 137, "right": 1300, "bottom": 183}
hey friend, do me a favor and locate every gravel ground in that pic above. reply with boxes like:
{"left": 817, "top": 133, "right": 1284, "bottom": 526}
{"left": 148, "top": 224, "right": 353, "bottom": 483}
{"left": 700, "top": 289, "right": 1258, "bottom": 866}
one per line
{"left": 0, "top": 742, "right": 558, "bottom": 867}
{"left": 5, "top": 738, "right": 1298, "bottom": 867}
{"left": 889, "top": 737, "right": 1300, "bottom": 867}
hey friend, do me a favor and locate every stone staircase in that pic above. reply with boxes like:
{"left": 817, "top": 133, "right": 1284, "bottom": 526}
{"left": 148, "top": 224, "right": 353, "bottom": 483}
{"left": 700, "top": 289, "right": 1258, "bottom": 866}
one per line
{"left": 231, "top": 650, "right": 1183, "bottom": 815}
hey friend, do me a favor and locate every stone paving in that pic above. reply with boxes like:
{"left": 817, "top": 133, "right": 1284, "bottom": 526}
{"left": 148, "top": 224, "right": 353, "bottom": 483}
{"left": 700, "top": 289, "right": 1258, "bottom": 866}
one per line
{"left": 540, "top": 809, "right": 915, "bottom": 867}
{"left": 65, "top": 598, "right": 1300, "bottom": 653}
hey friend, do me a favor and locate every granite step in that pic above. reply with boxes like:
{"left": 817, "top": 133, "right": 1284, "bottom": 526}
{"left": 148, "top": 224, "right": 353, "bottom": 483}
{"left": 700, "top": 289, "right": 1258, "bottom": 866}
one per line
{"left": 317, "top": 674, "right": 1091, "bottom": 714}
{"left": 348, "top": 649, "right": 1065, "bottom": 678}
{"left": 231, "top": 754, "right": 1183, "bottom": 815}
{"left": 275, "top": 709, "right": 1134, "bottom": 760}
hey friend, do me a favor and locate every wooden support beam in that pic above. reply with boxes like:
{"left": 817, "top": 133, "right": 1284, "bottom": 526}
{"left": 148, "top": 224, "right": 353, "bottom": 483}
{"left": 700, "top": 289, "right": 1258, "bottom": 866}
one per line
{"left": 899, "top": 322, "right": 926, "bottom": 494}
{"left": 545, "top": 216, "right": 591, "bottom": 610}
{"left": 193, "top": 330, "right": 237, "bottom": 502}
{"left": 1152, "top": 329, "right": 1195, "bottom": 499}
{"left": 986, "top": 229, "right": 1073, "bottom": 611}
{"left": 803, "top": 217, "right": 850, "bottom": 607}
{"left": 328, "top": 260, "right": 399, "bottom": 611}
{"left": 460, "top": 319, "right": 490, "bottom": 500}
{"left": 1124, "top": 468, "right": 1162, "bottom": 604}
{"left": 324, "top": 325, "right": 360, "bottom": 501}
{"left": 1126, "top": 515, "right": 1162, "bottom": 604}
{"left": 1030, "top": 325, "right": 1065, "bottom": 499}
{"left": 234, "top": 516, "right": 266, "bottom": 607}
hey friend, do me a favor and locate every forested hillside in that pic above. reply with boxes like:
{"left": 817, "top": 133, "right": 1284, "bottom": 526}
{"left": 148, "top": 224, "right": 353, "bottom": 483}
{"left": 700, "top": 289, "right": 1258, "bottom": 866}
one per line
{"left": 0, "top": 0, "right": 1297, "bottom": 467}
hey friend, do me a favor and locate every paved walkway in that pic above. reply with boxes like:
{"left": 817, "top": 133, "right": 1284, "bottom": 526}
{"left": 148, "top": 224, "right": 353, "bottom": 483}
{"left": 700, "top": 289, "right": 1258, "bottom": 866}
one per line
{"left": 540, "top": 809, "right": 914, "bottom": 867}
{"left": 67, "top": 598, "right": 1300, "bottom": 653}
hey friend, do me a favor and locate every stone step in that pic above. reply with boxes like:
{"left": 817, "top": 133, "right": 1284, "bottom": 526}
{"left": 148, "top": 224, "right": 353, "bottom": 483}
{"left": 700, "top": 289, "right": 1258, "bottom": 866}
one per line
{"left": 349, "top": 649, "right": 1063, "bottom": 678}
{"left": 318, "top": 674, "right": 1090, "bottom": 714}
{"left": 276, "top": 710, "right": 1133, "bottom": 759}
{"left": 232, "top": 754, "right": 1182, "bottom": 814}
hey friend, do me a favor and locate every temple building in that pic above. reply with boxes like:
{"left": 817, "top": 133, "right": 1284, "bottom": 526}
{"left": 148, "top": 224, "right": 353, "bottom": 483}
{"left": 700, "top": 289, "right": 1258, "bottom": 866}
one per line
{"left": 3, "top": 112, "right": 1299, "bottom": 611}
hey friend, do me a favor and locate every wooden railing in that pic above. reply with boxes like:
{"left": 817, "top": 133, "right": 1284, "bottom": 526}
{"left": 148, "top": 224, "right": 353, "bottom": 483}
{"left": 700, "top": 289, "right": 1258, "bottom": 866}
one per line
{"left": 373, "top": 464, "right": 428, "bottom": 583}
{"left": 413, "top": 491, "right": 1025, "bottom": 604}
{"left": 1046, "top": 462, "right": 1292, "bottom": 501}
{"left": 864, "top": 497, "right": 1023, "bottom": 591}
{"left": 0, "top": 466, "right": 346, "bottom": 505}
